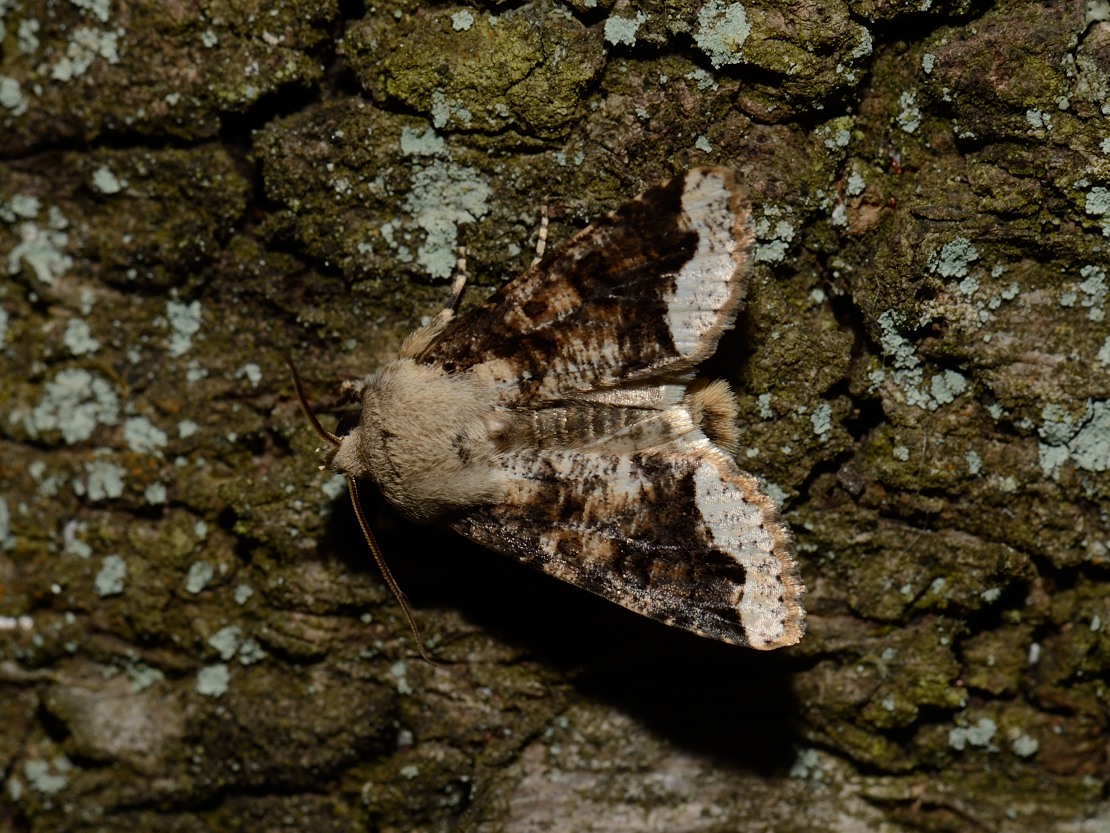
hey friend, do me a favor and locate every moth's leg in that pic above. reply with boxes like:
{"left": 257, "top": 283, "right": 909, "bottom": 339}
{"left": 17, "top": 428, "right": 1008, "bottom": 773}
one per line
{"left": 399, "top": 244, "right": 469, "bottom": 359}
{"left": 447, "top": 246, "right": 468, "bottom": 310}
{"left": 531, "top": 205, "right": 549, "bottom": 268}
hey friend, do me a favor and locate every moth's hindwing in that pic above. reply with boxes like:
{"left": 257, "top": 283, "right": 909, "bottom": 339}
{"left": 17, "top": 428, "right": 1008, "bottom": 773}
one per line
{"left": 450, "top": 442, "right": 803, "bottom": 649}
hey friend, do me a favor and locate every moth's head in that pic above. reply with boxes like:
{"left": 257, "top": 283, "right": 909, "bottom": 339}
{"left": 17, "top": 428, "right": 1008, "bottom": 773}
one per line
{"left": 325, "top": 412, "right": 364, "bottom": 474}
{"left": 328, "top": 403, "right": 380, "bottom": 481}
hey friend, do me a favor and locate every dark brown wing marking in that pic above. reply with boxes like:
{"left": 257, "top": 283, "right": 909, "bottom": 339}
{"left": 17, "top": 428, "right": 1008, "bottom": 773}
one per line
{"left": 449, "top": 441, "right": 804, "bottom": 649}
{"left": 418, "top": 168, "right": 754, "bottom": 405}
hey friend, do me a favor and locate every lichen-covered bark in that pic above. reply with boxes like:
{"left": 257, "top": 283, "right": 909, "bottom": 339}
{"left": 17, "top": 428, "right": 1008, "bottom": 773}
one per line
{"left": 1, "top": 0, "right": 1107, "bottom": 831}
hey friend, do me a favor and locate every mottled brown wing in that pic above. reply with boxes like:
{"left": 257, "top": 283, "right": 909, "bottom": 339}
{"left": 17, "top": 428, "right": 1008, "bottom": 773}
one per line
{"left": 418, "top": 168, "right": 754, "bottom": 405}
{"left": 447, "top": 441, "right": 805, "bottom": 650}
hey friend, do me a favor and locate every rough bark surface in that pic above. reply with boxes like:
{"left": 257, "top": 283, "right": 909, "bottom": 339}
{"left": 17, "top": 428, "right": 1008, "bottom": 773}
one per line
{"left": 1, "top": 0, "right": 1108, "bottom": 831}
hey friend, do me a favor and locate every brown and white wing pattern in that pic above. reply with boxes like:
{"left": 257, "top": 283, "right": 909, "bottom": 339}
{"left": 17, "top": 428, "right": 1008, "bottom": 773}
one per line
{"left": 307, "top": 167, "right": 806, "bottom": 654}
{"left": 450, "top": 440, "right": 804, "bottom": 650}
{"left": 417, "top": 168, "right": 754, "bottom": 404}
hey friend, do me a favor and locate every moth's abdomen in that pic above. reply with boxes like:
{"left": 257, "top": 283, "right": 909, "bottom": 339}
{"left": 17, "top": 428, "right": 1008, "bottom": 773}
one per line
{"left": 515, "top": 404, "right": 649, "bottom": 450}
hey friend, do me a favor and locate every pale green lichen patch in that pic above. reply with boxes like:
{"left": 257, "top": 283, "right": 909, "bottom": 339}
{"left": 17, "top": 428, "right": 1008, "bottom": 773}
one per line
{"left": 124, "top": 661, "right": 165, "bottom": 693}
{"left": 810, "top": 403, "right": 833, "bottom": 440}
{"left": 5, "top": 206, "right": 72, "bottom": 285}
{"left": 22, "top": 368, "right": 119, "bottom": 444}
{"left": 0, "top": 193, "right": 41, "bottom": 221}
{"left": 870, "top": 311, "right": 971, "bottom": 411}
{"left": 208, "top": 625, "right": 243, "bottom": 660}
{"left": 14, "top": 19, "right": 38, "bottom": 52}
{"left": 166, "top": 299, "right": 202, "bottom": 357}
{"left": 94, "top": 554, "right": 127, "bottom": 597}
{"left": 604, "top": 11, "right": 647, "bottom": 46}
{"left": 235, "top": 362, "right": 263, "bottom": 388}
{"left": 0, "top": 75, "right": 29, "bottom": 115}
{"left": 694, "top": 1, "right": 750, "bottom": 68}
{"left": 62, "top": 318, "right": 99, "bottom": 355}
{"left": 820, "top": 120, "right": 853, "bottom": 150}
{"left": 896, "top": 89, "right": 921, "bottom": 133}
{"left": 255, "top": 103, "right": 515, "bottom": 293}
{"left": 949, "top": 716, "right": 997, "bottom": 751}
{"left": 1038, "top": 400, "right": 1110, "bottom": 477}
{"left": 63, "top": 520, "right": 92, "bottom": 557}
{"left": 185, "top": 560, "right": 215, "bottom": 594}
{"left": 236, "top": 637, "right": 266, "bottom": 665}
{"left": 205, "top": 624, "right": 266, "bottom": 665}
{"left": 71, "top": 0, "right": 111, "bottom": 24}
{"left": 1075, "top": 265, "right": 1107, "bottom": 321}
{"left": 690, "top": 0, "right": 873, "bottom": 103}
{"left": 1011, "top": 732, "right": 1039, "bottom": 757}
{"left": 196, "top": 664, "right": 230, "bottom": 697}
{"left": 1024, "top": 107, "right": 1052, "bottom": 132}
{"left": 1085, "top": 185, "right": 1110, "bottom": 215}
{"left": 49, "top": 25, "right": 122, "bottom": 83}
{"left": 23, "top": 756, "right": 72, "bottom": 795}
{"left": 399, "top": 126, "right": 446, "bottom": 157}
{"left": 753, "top": 208, "right": 796, "bottom": 263}
{"left": 1060, "top": 401, "right": 1110, "bottom": 473}
{"left": 91, "top": 164, "right": 123, "bottom": 194}
{"left": 75, "top": 458, "right": 125, "bottom": 500}
{"left": 1098, "top": 335, "right": 1110, "bottom": 365}
{"left": 756, "top": 392, "right": 773, "bottom": 419}
{"left": 929, "top": 369, "right": 968, "bottom": 406}
{"left": 144, "top": 483, "right": 167, "bottom": 505}
{"left": 927, "top": 236, "right": 979, "bottom": 279}
{"left": 123, "top": 416, "right": 168, "bottom": 455}
{"left": 390, "top": 660, "right": 413, "bottom": 695}
{"left": 403, "top": 162, "right": 492, "bottom": 279}
{"left": 339, "top": 132, "right": 500, "bottom": 280}
{"left": 450, "top": 9, "right": 474, "bottom": 30}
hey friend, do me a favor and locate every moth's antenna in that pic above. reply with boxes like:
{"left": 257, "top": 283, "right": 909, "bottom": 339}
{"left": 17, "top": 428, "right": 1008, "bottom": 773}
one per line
{"left": 287, "top": 357, "right": 340, "bottom": 447}
{"left": 347, "top": 477, "right": 435, "bottom": 664}
{"left": 288, "top": 358, "right": 434, "bottom": 663}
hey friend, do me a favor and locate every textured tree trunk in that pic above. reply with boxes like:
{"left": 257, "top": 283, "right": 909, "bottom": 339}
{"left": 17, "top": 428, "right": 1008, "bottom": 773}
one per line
{"left": 1, "top": 0, "right": 1107, "bottom": 831}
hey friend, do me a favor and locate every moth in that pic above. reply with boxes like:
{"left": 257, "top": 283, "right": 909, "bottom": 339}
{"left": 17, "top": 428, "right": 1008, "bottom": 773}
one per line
{"left": 291, "top": 167, "right": 805, "bottom": 658}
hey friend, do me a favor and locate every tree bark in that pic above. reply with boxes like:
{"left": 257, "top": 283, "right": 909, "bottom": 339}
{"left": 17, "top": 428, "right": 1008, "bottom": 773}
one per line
{"left": 1, "top": 0, "right": 1107, "bottom": 830}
